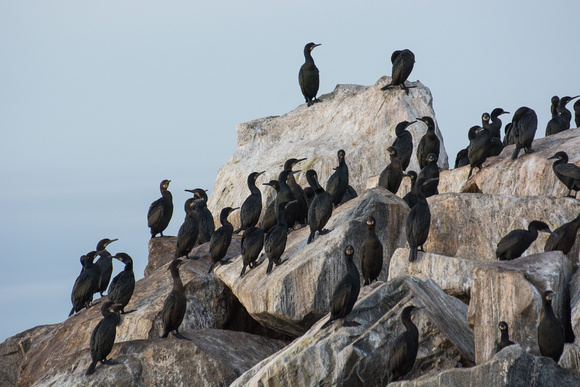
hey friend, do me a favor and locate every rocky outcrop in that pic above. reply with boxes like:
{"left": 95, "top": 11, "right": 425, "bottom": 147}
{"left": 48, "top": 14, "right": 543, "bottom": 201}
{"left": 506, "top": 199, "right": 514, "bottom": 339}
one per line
{"left": 231, "top": 276, "right": 474, "bottom": 387}
{"left": 215, "top": 187, "right": 409, "bottom": 337}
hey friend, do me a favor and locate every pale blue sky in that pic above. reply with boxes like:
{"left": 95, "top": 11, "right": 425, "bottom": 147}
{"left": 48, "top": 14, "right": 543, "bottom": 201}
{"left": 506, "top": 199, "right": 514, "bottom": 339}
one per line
{"left": 1, "top": 1, "right": 579, "bottom": 342}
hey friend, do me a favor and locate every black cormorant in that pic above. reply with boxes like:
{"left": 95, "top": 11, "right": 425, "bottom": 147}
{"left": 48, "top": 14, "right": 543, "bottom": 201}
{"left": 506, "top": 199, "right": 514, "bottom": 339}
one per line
{"left": 484, "top": 108, "right": 509, "bottom": 157}
{"left": 284, "top": 158, "right": 308, "bottom": 225}
{"left": 276, "top": 169, "right": 298, "bottom": 229}
{"left": 538, "top": 290, "right": 565, "bottom": 363}
{"left": 548, "top": 151, "right": 580, "bottom": 198}
{"left": 416, "top": 117, "right": 440, "bottom": 170}
{"left": 455, "top": 148, "right": 469, "bottom": 169}
{"left": 85, "top": 300, "right": 122, "bottom": 376}
{"left": 304, "top": 186, "right": 315, "bottom": 208}
{"left": 545, "top": 96, "right": 560, "bottom": 136}
{"left": 547, "top": 96, "right": 580, "bottom": 135}
{"left": 260, "top": 180, "right": 280, "bottom": 233}
{"left": 235, "top": 171, "right": 265, "bottom": 234}
{"left": 107, "top": 253, "right": 135, "bottom": 314}
{"left": 381, "top": 49, "right": 416, "bottom": 94}
{"left": 495, "top": 220, "right": 551, "bottom": 260}
{"left": 360, "top": 216, "right": 383, "bottom": 285}
{"left": 510, "top": 107, "right": 538, "bottom": 159}
{"left": 94, "top": 238, "right": 118, "bottom": 297}
{"left": 70, "top": 251, "right": 101, "bottom": 316}
{"left": 326, "top": 149, "right": 349, "bottom": 207}
{"left": 402, "top": 171, "right": 418, "bottom": 209}
{"left": 387, "top": 305, "right": 422, "bottom": 382}
{"left": 185, "top": 188, "right": 214, "bottom": 245}
{"left": 265, "top": 201, "right": 291, "bottom": 274}
{"left": 299, "top": 42, "right": 321, "bottom": 107}
{"left": 148, "top": 179, "right": 173, "bottom": 238}
{"left": 175, "top": 198, "right": 200, "bottom": 259}
{"left": 574, "top": 99, "right": 580, "bottom": 128}
{"left": 306, "top": 169, "right": 333, "bottom": 244}
{"left": 418, "top": 153, "right": 439, "bottom": 197}
{"left": 503, "top": 122, "right": 515, "bottom": 146}
{"left": 545, "top": 213, "right": 580, "bottom": 255}
{"left": 392, "top": 121, "right": 416, "bottom": 171}
{"left": 379, "top": 146, "right": 404, "bottom": 194}
{"left": 208, "top": 207, "right": 239, "bottom": 273}
{"left": 240, "top": 227, "right": 265, "bottom": 277}
{"left": 467, "top": 124, "right": 491, "bottom": 179}
{"left": 161, "top": 259, "right": 188, "bottom": 338}
{"left": 321, "top": 245, "right": 360, "bottom": 329}
{"left": 496, "top": 321, "right": 515, "bottom": 353}
{"left": 406, "top": 177, "right": 437, "bottom": 262}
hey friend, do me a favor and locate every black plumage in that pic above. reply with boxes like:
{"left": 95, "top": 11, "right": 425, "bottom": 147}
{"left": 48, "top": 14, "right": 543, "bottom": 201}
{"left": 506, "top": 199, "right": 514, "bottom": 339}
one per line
{"left": 381, "top": 49, "right": 416, "bottom": 94}
{"left": 467, "top": 124, "right": 491, "bottom": 179}
{"left": 496, "top": 321, "right": 515, "bottom": 353}
{"left": 549, "top": 151, "right": 580, "bottom": 198}
{"left": 416, "top": 116, "right": 440, "bottom": 170}
{"left": 260, "top": 180, "right": 280, "bottom": 233}
{"left": 235, "top": 171, "right": 265, "bottom": 234}
{"left": 306, "top": 170, "right": 333, "bottom": 244}
{"left": 326, "top": 149, "right": 349, "bottom": 207}
{"left": 510, "top": 107, "right": 538, "bottom": 159}
{"left": 175, "top": 198, "right": 200, "bottom": 259}
{"left": 321, "top": 245, "right": 361, "bottom": 329}
{"left": 161, "top": 259, "right": 187, "bottom": 338}
{"left": 379, "top": 146, "right": 404, "bottom": 194}
{"left": 185, "top": 188, "right": 214, "bottom": 245}
{"left": 208, "top": 207, "right": 238, "bottom": 273}
{"left": 484, "top": 108, "right": 509, "bottom": 157}
{"left": 574, "top": 99, "right": 580, "bottom": 128}
{"left": 148, "top": 179, "right": 173, "bottom": 238}
{"left": 418, "top": 153, "right": 439, "bottom": 197}
{"left": 70, "top": 251, "right": 101, "bottom": 316}
{"left": 545, "top": 96, "right": 561, "bottom": 136}
{"left": 495, "top": 220, "right": 551, "bottom": 260}
{"left": 388, "top": 305, "right": 422, "bottom": 382}
{"left": 545, "top": 213, "right": 580, "bottom": 255}
{"left": 265, "top": 201, "right": 290, "bottom": 274}
{"left": 503, "top": 122, "right": 515, "bottom": 146}
{"left": 240, "top": 227, "right": 265, "bottom": 278}
{"left": 94, "top": 238, "right": 118, "bottom": 297}
{"left": 275, "top": 170, "right": 297, "bottom": 229}
{"left": 406, "top": 177, "right": 437, "bottom": 262}
{"left": 284, "top": 158, "right": 308, "bottom": 225}
{"left": 107, "top": 253, "right": 135, "bottom": 314}
{"left": 360, "top": 216, "right": 383, "bottom": 285}
{"left": 85, "top": 301, "right": 122, "bottom": 376}
{"left": 538, "top": 290, "right": 565, "bottom": 363}
{"left": 455, "top": 148, "right": 469, "bottom": 169}
{"left": 402, "top": 171, "right": 418, "bottom": 209}
{"left": 392, "top": 121, "right": 416, "bottom": 171}
{"left": 546, "top": 96, "right": 579, "bottom": 135}
{"left": 299, "top": 42, "right": 321, "bottom": 107}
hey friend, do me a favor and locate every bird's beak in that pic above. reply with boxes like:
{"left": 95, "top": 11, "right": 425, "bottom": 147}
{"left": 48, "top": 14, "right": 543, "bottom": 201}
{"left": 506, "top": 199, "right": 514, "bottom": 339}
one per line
{"left": 232, "top": 207, "right": 240, "bottom": 211}
{"left": 502, "top": 111, "right": 510, "bottom": 115}
{"left": 296, "top": 157, "right": 307, "bottom": 163}
{"left": 312, "top": 44, "right": 321, "bottom": 50}
{"left": 258, "top": 171, "right": 266, "bottom": 176}
{"left": 547, "top": 155, "right": 558, "bottom": 160}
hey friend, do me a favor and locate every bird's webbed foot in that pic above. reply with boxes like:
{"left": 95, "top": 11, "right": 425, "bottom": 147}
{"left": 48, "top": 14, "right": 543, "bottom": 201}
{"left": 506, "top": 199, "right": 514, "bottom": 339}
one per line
{"left": 318, "top": 229, "right": 332, "bottom": 235}
{"left": 524, "top": 148, "right": 535, "bottom": 154}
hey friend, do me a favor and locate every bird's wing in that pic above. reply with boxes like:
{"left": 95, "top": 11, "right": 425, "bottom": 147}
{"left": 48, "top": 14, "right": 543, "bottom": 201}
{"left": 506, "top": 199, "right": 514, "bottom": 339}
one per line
{"left": 391, "top": 50, "right": 402, "bottom": 64}
{"left": 555, "top": 164, "right": 580, "bottom": 180}
{"left": 388, "top": 334, "right": 407, "bottom": 381}
{"left": 495, "top": 231, "right": 521, "bottom": 257}
{"left": 162, "top": 293, "right": 177, "bottom": 323}
{"left": 325, "top": 173, "right": 339, "bottom": 197}
{"left": 209, "top": 229, "right": 229, "bottom": 256}
{"left": 330, "top": 280, "right": 352, "bottom": 316}
{"left": 147, "top": 199, "right": 164, "bottom": 227}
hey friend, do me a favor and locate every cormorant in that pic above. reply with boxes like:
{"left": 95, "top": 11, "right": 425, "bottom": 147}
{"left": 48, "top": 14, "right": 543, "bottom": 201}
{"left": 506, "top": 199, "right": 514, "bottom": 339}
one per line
{"left": 326, "top": 149, "right": 349, "bottom": 207}
{"left": 387, "top": 305, "right": 422, "bottom": 382}
{"left": 275, "top": 169, "right": 297, "bottom": 229}
{"left": 510, "top": 107, "right": 538, "bottom": 159}
{"left": 148, "top": 179, "right": 173, "bottom": 238}
{"left": 418, "top": 153, "right": 439, "bottom": 197}
{"left": 265, "top": 201, "right": 291, "bottom": 274}
{"left": 538, "top": 290, "right": 565, "bottom": 363}
{"left": 260, "top": 180, "right": 280, "bottom": 233}
{"left": 574, "top": 99, "right": 580, "bottom": 128}
{"left": 175, "top": 198, "right": 200, "bottom": 259}
{"left": 235, "top": 171, "right": 265, "bottom": 234}
{"left": 185, "top": 188, "right": 214, "bottom": 245}
{"left": 107, "top": 253, "right": 135, "bottom": 314}
{"left": 208, "top": 207, "right": 239, "bottom": 273}
{"left": 70, "top": 251, "right": 101, "bottom": 316}
{"left": 284, "top": 158, "right": 308, "bottom": 225}
{"left": 321, "top": 245, "right": 360, "bottom": 329}
{"left": 299, "top": 42, "right": 321, "bottom": 107}
{"left": 545, "top": 96, "right": 560, "bottom": 136}
{"left": 392, "top": 121, "right": 416, "bottom": 171}
{"left": 379, "top": 146, "right": 404, "bottom": 194}
{"left": 240, "top": 227, "right": 265, "bottom": 277}
{"left": 360, "top": 216, "right": 383, "bottom": 285}
{"left": 547, "top": 96, "right": 580, "bottom": 135}
{"left": 402, "top": 171, "right": 418, "bottom": 209}
{"left": 545, "top": 213, "right": 580, "bottom": 255}
{"left": 548, "top": 151, "right": 580, "bottom": 198}
{"left": 94, "top": 238, "right": 118, "bottom": 297}
{"left": 495, "top": 220, "right": 551, "bottom": 260}
{"left": 406, "top": 177, "right": 437, "bottom": 262}
{"left": 381, "top": 49, "right": 416, "bottom": 94}
{"left": 306, "top": 169, "right": 333, "bottom": 244}
{"left": 503, "top": 122, "right": 515, "bottom": 146}
{"left": 416, "top": 117, "right": 440, "bottom": 170}
{"left": 161, "top": 259, "right": 188, "bottom": 338}
{"left": 467, "top": 124, "right": 491, "bottom": 179}
{"left": 496, "top": 321, "right": 515, "bottom": 353}
{"left": 85, "top": 300, "right": 122, "bottom": 376}
{"left": 484, "top": 108, "right": 509, "bottom": 157}
{"left": 455, "top": 148, "right": 469, "bottom": 169}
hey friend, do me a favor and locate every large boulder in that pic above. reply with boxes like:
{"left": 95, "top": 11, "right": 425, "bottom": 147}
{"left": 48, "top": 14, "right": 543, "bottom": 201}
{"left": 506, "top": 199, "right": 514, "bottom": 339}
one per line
{"left": 215, "top": 187, "right": 409, "bottom": 337}
{"left": 208, "top": 78, "right": 449, "bottom": 230}
{"left": 467, "top": 251, "right": 574, "bottom": 364}
{"left": 231, "top": 276, "right": 474, "bottom": 387}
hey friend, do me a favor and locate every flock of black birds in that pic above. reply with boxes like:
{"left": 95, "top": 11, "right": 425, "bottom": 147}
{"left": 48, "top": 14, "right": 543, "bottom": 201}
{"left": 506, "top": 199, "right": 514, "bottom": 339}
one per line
{"left": 64, "top": 43, "right": 580, "bottom": 380}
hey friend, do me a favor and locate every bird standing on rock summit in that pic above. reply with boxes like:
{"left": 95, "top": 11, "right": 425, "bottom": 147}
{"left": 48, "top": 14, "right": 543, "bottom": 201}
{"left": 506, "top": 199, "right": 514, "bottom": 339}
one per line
{"left": 510, "top": 107, "right": 538, "bottom": 159}
{"left": 406, "top": 177, "right": 437, "bottom": 262}
{"left": 548, "top": 151, "right": 580, "bottom": 198}
{"left": 208, "top": 207, "right": 238, "bottom": 273}
{"left": 381, "top": 49, "right": 415, "bottom": 94}
{"left": 235, "top": 171, "right": 265, "bottom": 234}
{"left": 175, "top": 198, "right": 200, "bottom": 259}
{"left": 360, "top": 216, "right": 383, "bottom": 285}
{"left": 185, "top": 188, "right": 214, "bottom": 245}
{"left": 70, "top": 251, "right": 101, "bottom": 316}
{"left": 306, "top": 169, "right": 333, "bottom": 244}
{"left": 161, "top": 259, "right": 188, "bottom": 339}
{"left": 94, "top": 238, "right": 118, "bottom": 297}
{"left": 538, "top": 290, "right": 565, "bottom": 363}
{"left": 379, "top": 146, "right": 404, "bottom": 195}
{"left": 418, "top": 153, "right": 439, "bottom": 197}
{"left": 545, "top": 96, "right": 561, "bottom": 136}
{"left": 547, "top": 96, "right": 580, "bottom": 135}
{"left": 495, "top": 220, "right": 551, "bottom": 260}
{"left": 392, "top": 120, "right": 416, "bottom": 171}
{"left": 326, "top": 149, "right": 349, "bottom": 207}
{"left": 484, "top": 108, "right": 509, "bottom": 157}
{"left": 416, "top": 117, "right": 440, "bottom": 170}
{"left": 148, "top": 179, "right": 173, "bottom": 238}
{"left": 85, "top": 300, "right": 122, "bottom": 376}
{"left": 299, "top": 42, "right": 321, "bottom": 107}
{"left": 467, "top": 124, "right": 491, "bottom": 179}
{"left": 387, "top": 305, "right": 422, "bottom": 383}
{"left": 107, "top": 253, "right": 135, "bottom": 314}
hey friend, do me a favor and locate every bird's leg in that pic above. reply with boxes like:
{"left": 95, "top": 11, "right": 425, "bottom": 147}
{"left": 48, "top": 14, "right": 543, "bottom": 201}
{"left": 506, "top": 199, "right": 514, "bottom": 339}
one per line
{"left": 524, "top": 147, "right": 534, "bottom": 154}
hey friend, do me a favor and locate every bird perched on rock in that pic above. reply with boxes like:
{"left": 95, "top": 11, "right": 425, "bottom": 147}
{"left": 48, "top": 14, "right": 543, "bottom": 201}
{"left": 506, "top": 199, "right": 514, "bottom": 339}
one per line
{"left": 510, "top": 107, "right": 538, "bottom": 159}
{"left": 265, "top": 201, "right": 292, "bottom": 274}
{"left": 276, "top": 169, "right": 298, "bottom": 229}
{"left": 161, "top": 259, "right": 188, "bottom": 339}
{"left": 306, "top": 170, "right": 333, "bottom": 244}
{"left": 406, "top": 177, "right": 438, "bottom": 262}
{"left": 538, "top": 290, "right": 565, "bottom": 363}
{"left": 260, "top": 180, "right": 280, "bottom": 233}
{"left": 85, "top": 300, "right": 122, "bottom": 376}
{"left": 387, "top": 305, "right": 422, "bottom": 383}
{"left": 548, "top": 151, "right": 580, "bottom": 198}
{"left": 503, "top": 122, "right": 515, "bottom": 146}
{"left": 454, "top": 148, "right": 469, "bottom": 169}
{"left": 418, "top": 153, "right": 439, "bottom": 197}
{"left": 94, "top": 238, "right": 118, "bottom": 297}
{"left": 545, "top": 96, "right": 561, "bottom": 136}
{"left": 284, "top": 158, "right": 308, "bottom": 225}
{"left": 381, "top": 49, "right": 416, "bottom": 94}
{"left": 544, "top": 213, "right": 580, "bottom": 255}
{"left": 175, "top": 198, "right": 200, "bottom": 259}
{"left": 148, "top": 179, "right": 173, "bottom": 238}
{"left": 496, "top": 321, "right": 515, "bottom": 353}
{"left": 379, "top": 146, "right": 404, "bottom": 194}
{"left": 107, "top": 253, "right": 135, "bottom": 314}
{"left": 70, "top": 251, "right": 101, "bottom": 316}
{"left": 240, "top": 227, "right": 264, "bottom": 278}
{"left": 208, "top": 207, "right": 238, "bottom": 273}
{"left": 392, "top": 120, "right": 416, "bottom": 171}
{"left": 467, "top": 124, "right": 491, "bottom": 179}
{"left": 360, "top": 216, "right": 383, "bottom": 285}
{"left": 416, "top": 116, "right": 440, "bottom": 170}
{"left": 299, "top": 42, "right": 321, "bottom": 107}
{"left": 185, "top": 188, "right": 214, "bottom": 245}
{"left": 547, "top": 96, "right": 580, "bottom": 135}
{"left": 402, "top": 171, "right": 418, "bottom": 209}
{"left": 326, "top": 149, "right": 349, "bottom": 207}
{"left": 495, "top": 220, "right": 551, "bottom": 260}
{"left": 321, "top": 245, "right": 360, "bottom": 329}
{"left": 484, "top": 108, "right": 509, "bottom": 157}
{"left": 235, "top": 171, "right": 265, "bottom": 234}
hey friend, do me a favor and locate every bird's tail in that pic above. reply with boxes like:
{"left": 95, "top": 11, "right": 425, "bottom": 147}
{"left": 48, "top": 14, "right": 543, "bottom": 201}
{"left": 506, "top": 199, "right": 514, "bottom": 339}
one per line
{"left": 69, "top": 306, "right": 75, "bottom": 317}
{"left": 409, "top": 247, "right": 418, "bottom": 262}
{"left": 85, "top": 360, "right": 97, "bottom": 376}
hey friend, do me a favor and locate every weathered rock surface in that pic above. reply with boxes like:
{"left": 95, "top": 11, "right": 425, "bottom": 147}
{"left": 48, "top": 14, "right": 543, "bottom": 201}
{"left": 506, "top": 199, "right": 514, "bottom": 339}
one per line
{"left": 215, "top": 187, "right": 409, "bottom": 337}
{"left": 208, "top": 78, "right": 449, "bottom": 230}
{"left": 391, "top": 344, "right": 580, "bottom": 387}
{"left": 467, "top": 251, "right": 573, "bottom": 364}
{"left": 231, "top": 276, "right": 474, "bottom": 387}
{"left": 26, "top": 329, "right": 287, "bottom": 387}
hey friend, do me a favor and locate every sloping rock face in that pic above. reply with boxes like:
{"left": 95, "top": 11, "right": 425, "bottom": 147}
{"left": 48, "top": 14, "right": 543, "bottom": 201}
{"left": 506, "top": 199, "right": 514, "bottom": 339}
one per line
{"left": 391, "top": 344, "right": 580, "bottom": 387}
{"left": 467, "top": 251, "right": 573, "bottom": 364}
{"left": 231, "top": 276, "right": 474, "bottom": 387}
{"left": 208, "top": 78, "right": 449, "bottom": 229}
{"left": 26, "top": 329, "right": 287, "bottom": 387}
{"left": 215, "top": 187, "right": 409, "bottom": 337}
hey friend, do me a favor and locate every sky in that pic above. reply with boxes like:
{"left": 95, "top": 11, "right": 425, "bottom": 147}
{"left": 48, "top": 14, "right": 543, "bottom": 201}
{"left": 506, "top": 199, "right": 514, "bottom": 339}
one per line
{"left": 1, "top": 1, "right": 579, "bottom": 343}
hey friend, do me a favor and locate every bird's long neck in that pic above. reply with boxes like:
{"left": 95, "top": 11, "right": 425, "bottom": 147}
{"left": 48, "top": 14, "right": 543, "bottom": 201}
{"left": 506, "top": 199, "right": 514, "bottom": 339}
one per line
{"left": 221, "top": 214, "right": 232, "bottom": 228}
{"left": 500, "top": 329, "right": 510, "bottom": 343}
{"left": 163, "top": 190, "right": 172, "bottom": 202}
{"left": 125, "top": 261, "right": 133, "bottom": 272}
{"left": 249, "top": 179, "right": 261, "bottom": 196}
{"left": 304, "top": 50, "right": 315, "bottom": 65}
{"left": 277, "top": 207, "right": 288, "bottom": 227}
{"left": 403, "top": 317, "right": 419, "bottom": 338}
{"left": 527, "top": 226, "right": 539, "bottom": 241}
{"left": 390, "top": 155, "right": 401, "bottom": 169}
{"left": 542, "top": 299, "right": 555, "bottom": 319}
{"left": 171, "top": 267, "right": 184, "bottom": 292}
{"left": 558, "top": 104, "right": 572, "bottom": 120}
